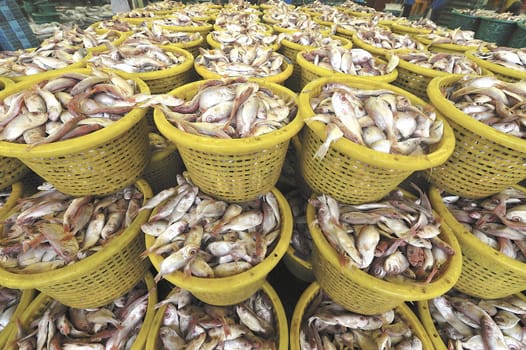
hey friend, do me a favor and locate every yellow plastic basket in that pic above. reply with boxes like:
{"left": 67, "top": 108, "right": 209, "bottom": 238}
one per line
{"left": 426, "top": 75, "right": 526, "bottom": 199}
{"left": 194, "top": 53, "right": 293, "bottom": 84}
{"left": 417, "top": 292, "right": 526, "bottom": 350}
{"left": 170, "top": 35, "right": 205, "bottom": 58}
{"left": 154, "top": 79, "right": 303, "bottom": 202}
{"left": 4, "top": 272, "right": 156, "bottom": 350}
{"left": 429, "top": 185, "right": 526, "bottom": 298}
{"left": 283, "top": 245, "right": 315, "bottom": 283}
{"left": 0, "top": 68, "right": 151, "bottom": 197}
{"left": 0, "top": 181, "right": 23, "bottom": 220}
{"left": 0, "top": 179, "right": 153, "bottom": 308}
{"left": 306, "top": 190, "right": 463, "bottom": 315}
{"left": 146, "top": 282, "right": 288, "bottom": 349}
{"left": 296, "top": 49, "right": 398, "bottom": 90}
{"left": 262, "top": 14, "right": 279, "bottom": 25}
{"left": 465, "top": 48, "right": 526, "bottom": 82}
{"left": 146, "top": 186, "right": 292, "bottom": 305}
{"left": 279, "top": 34, "right": 352, "bottom": 92}
{"left": 0, "top": 156, "right": 30, "bottom": 192}
{"left": 335, "top": 26, "right": 354, "bottom": 41}
{"left": 414, "top": 34, "right": 479, "bottom": 54}
{"left": 0, "top": 289, "right": 36, "bottom": 349}
{"left": 299, "top": 76, "right": 455, "bottom": 204}
{"left": 206, "top": 32, "right": 280, "bottom": 51}
{"left": 391, "top": 21, "right": 433, "bottom": 36}
{"left": 109, "top": 45, "right": 194, "bottom": 94}
{"left": 142, "top": 143, "right": 184, "bottom": 195}
{"left": 290, "top": 282, "right": 435, "bottom": 350}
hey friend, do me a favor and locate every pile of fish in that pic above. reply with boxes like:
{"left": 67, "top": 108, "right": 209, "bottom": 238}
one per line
{"left": 308, "top": 83, "right": 444, "bottom": 158}
{"left": 298, "top": 1, "right": 337, "bottom": 14}
{"left": 152, "top": 12, "right": 209, "bottom": 27}
{"left": 315, "top": 10, "right": 353, "bottom": 26}
{"left": 278, "top": 30, "right": 343, "bottom": 48}
{"left": 472, "top": 46, "right": 526, "bottom": 72}
{"left": 415, "top": 28, "right": 484, "bottom": 47}
{"left": 429, "top": 289, "right": 526, "bottom": 349}
{"left": 89, "top": 42, "right": 188, "bottom": 73}
{"left": 300, "top": 290, "right": 424, "bottom": 350}
{"left": 88, "top": 19, "right": 139, "bottom": 34}
{"left": 0, "top": 69, "right": 143, "bottom": 144}
{"left": 0, "top": 182, "right": 143, "bottom": 273}
{"left": 444, "top": 75, "right": 526, "bottom": 138}
{"left": 40, "top": 25, "right": 121, "bottom": 51}
{"left": 179, "top": 5, "right": 214, "bottom": 19}
{"left": 118, "top": 9, "right": 160, "bottom": 18}
{"left": 155, "top": 287, "right": 278, "bottom": 349}
{"left": 142, "top": 0, "right": 184, "bottom": 12}
{"left": 140, "top": 174, "right": 282, "bottom": 281}
{"left": 57, "top": 5, "right": 114, "bottom": 29}
{"left": 11, "top": 280, "right": 149, "bottom": 350}
{"left": 337, "top": 17, "right": 379, "bottom": 34}
{"left": 214, "top": 22, "right": 272, "bottom": 34}
{"left": 286, "top": 189, "right": 312, "bottom": 261}
{"left": 394, "top": 17, "right": 439, "bottom": 31}
{"left": 274, "top": 14, "right": 326, "bottom": 32}
{"left": 398, "top": 51, "right": 483, "bottom": 75}
{"left": 462, "top": 9, "right": 525, "bottom": 21}
{"left": 301, "top": 47, "right": 397, "bottom": 76}
{"left": 0, "top": 43, "right": 87, "bottom": 78}
{"left": 214, "top": 12, "right": 262, "bottom": 27}
{"left": 336, "top": 0, "right": 377, "bottom": 13}
{"left": 309, "top": 187, "right": 455, "bottom": 283}
{"left": 152, "top": 77, "right": 296, "bottom": 138}
{"left": 127, "top": 25, "right": 202, "bottom": 45}
{"left": 356, "top": 28, "right": 425, "bottom": 51}
{"left": 196, "top": 46, "right": 285, "bottom": 78}
{"left": 210, "top": 29, "right": 278, "bottom": 48}
{"left": 0, "top": 287, "right": 21, "bottom": 332}
{"left": 442, "top": 187, "right": 526, "bottom": 262}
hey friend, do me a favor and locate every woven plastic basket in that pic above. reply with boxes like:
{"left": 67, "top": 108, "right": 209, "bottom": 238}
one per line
{"left": 206, "top": 32, "right": 281, "bottom": 51}
{"left": 4, "top": 272, "right": 156, "bottom": 350}
{"left": 0, "top": 156, "right": 30, "bottom": 192}
{"left": 146, "top": 282, "right": 288, "bottom": 349}
{"left": 429, "top": 185, "right": 526, "bottom": 298}
{"left": 465, "top": 49, "right": 526, "bottom": 83}
{"left": 142, "top": 143, "right": 184, "bottom": 195}
{"left": 414, "top": 34, "right": 478, "bottom": 54}
{"left": 0, "top": 179, "right": 153, "bottom": 308}
{"left": 0, "top": 68, "right": 150, "bottom": 197}
{"left": 0, "top": 289, "right": 36, "bottom": 349}
{"left": 306, "top": 190, "right": 462, "bottom": 315}
{"left": 146, "top": 186, "right": 292, "bottom": 305}
{"left": 283, "top": 245, "right": 315, "bottom": 283}
{"left": 296, "top": 49, "right": 398, "bottom": 91}
{"left": 154, "top": 79, "right": 303, "bottom": 202}
{"left": 279, "top": 34, "right": 352, "bottom": 92}
{"left": 299, "top": 76, "right": 455, "bottom": 204}
{"left": 417, "top": 292, "right": 526, "bottom": 350}
{"left": 290, "top": 282, "right": 435, "bottom": 349}
{"left": 0, "top": 181, "right": 23, "bottom": 220}
{"left": 262, "top": 14, "right": 279, "bottom": 25}
{"left": 391, "top": 21, "right": 433, "bottom": 36}
{"left": 110, "top": 45, "right": 194, "bottom": 94}
{"left": 426, "top": 75, "right": 526, "bottom": 198}
{"left": 507, "top": 20, "right": 526, "bottom": 48}
{"left": 171, "top": 35, "right": 205, "bottom": 58}
{"left": 194, "top": 54, "right": 293, "bottom": 84}
{"left": 450, "top": 11, "right": 480, "bottom": 31}
{"left": 475, "top": 16, "right": 516, "bottom": 46}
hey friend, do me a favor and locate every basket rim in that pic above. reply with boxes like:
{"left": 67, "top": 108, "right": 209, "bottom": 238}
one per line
{"left": 299, "top": 75, "right": 456, "bottom": 171}
{"left": 146, "top": 281, "right": 288, "bottom": 349}
{"left": 107, "top": 45, "right": 194, "bottom": 81}
{"left": 478, "top": 16, "right": 517, "bottom": 24}
{"left": 150, "top": 142, "right": 178, "bottom": 163}
{"left": 193, "top": 52, "right": 293, "bottom": 83}
{"left": 394, "top": 52, "right": 459, "bottom": 78}
{"left": 290, "top": 282, "right": 435, "bottom": 350}
{"left": 0, "top": 76, "right": 14, "bottom": 89}
{"left": 86, "top": 30, "right": 127, "bottom": 53}
{"left": 0, "top": 181, "right": 23, "bottom": 220}
{"left": 164, "top": 35, "right": 204, "bottom": 49}
{"left": 427, "top": 74, "right": 526, "bottom": 151}
{"left": 391, "top": 21, "right": 433, "bottom": 35}
{"left": 414, "top": 34, "right": 478, "bottom": 52}
{"left": 306, "top": 190, "right": 463, "bottom": 300}
{"left": 280, "top": 34, "right": 352, "bottom": 51}
{"left": 0, "top": 68, "right": 150, "bottom": 158}
{"left": 429, "top": 185, "right": 526, "bottom": 275}
{"left": 465, "top": 49, "right": 526, "bottom": 80}
{"left": 146, "top": 187, "right": 293, "bottom": 292}
{"left": 153, "top": 78, "right": 303, "bottom": 154}
{"left": 0, "top": 179, "right": 153, "bottom": 289}
{"left": 296, "top": 48, "right": 398, "bottom": 82}
{"left": 286, "top": 244, "right": 313, "bottom": 271}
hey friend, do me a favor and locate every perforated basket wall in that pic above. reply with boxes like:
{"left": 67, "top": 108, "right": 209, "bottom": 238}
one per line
{"left": 465, "top": 49, "right": 526, "bottom": 83}
{"left": 299, "top": 76, "right": 455, "bottom": 204}
{"left": 296, "top": 49, "right": 398, "bottom": 91}
{"left": 154, "top": 79, "right": 303, "bottom": 202}
{"left": 114, "top": 45, "right": 195, "bottom": 94}
{"left": 475, "top": 16, "right": 516, "bottom": 46}
{"left": 4, "top": 273, "right": 156, "bottom": 350}
{"left": 146, "top": 187, "right": 293, "bottom": 306}
{"left": 290, "top": 282, "right": 435, "bottom": 350}
{"left": 306, "top": 191, "right": 462, "bottom": 315}
{"left": 0, "top": 179, "right": 153, "bottom": 309}
{"left": 171, "top": 35, "right": 205, "bottom": 58}
{"left": 0, "top": 157, "right": 29, "bottom": 191}
{"left": 429, "top": 185, "right": 526, "bottom": 298}
{"left": 426, "top": 75, "right": 526, "bottom": 199}
{"left": 146, "top": 282, "right": 288, "bottom": 349}
{"left": 0, "top": 68, "right": 150, "bottom": 197}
